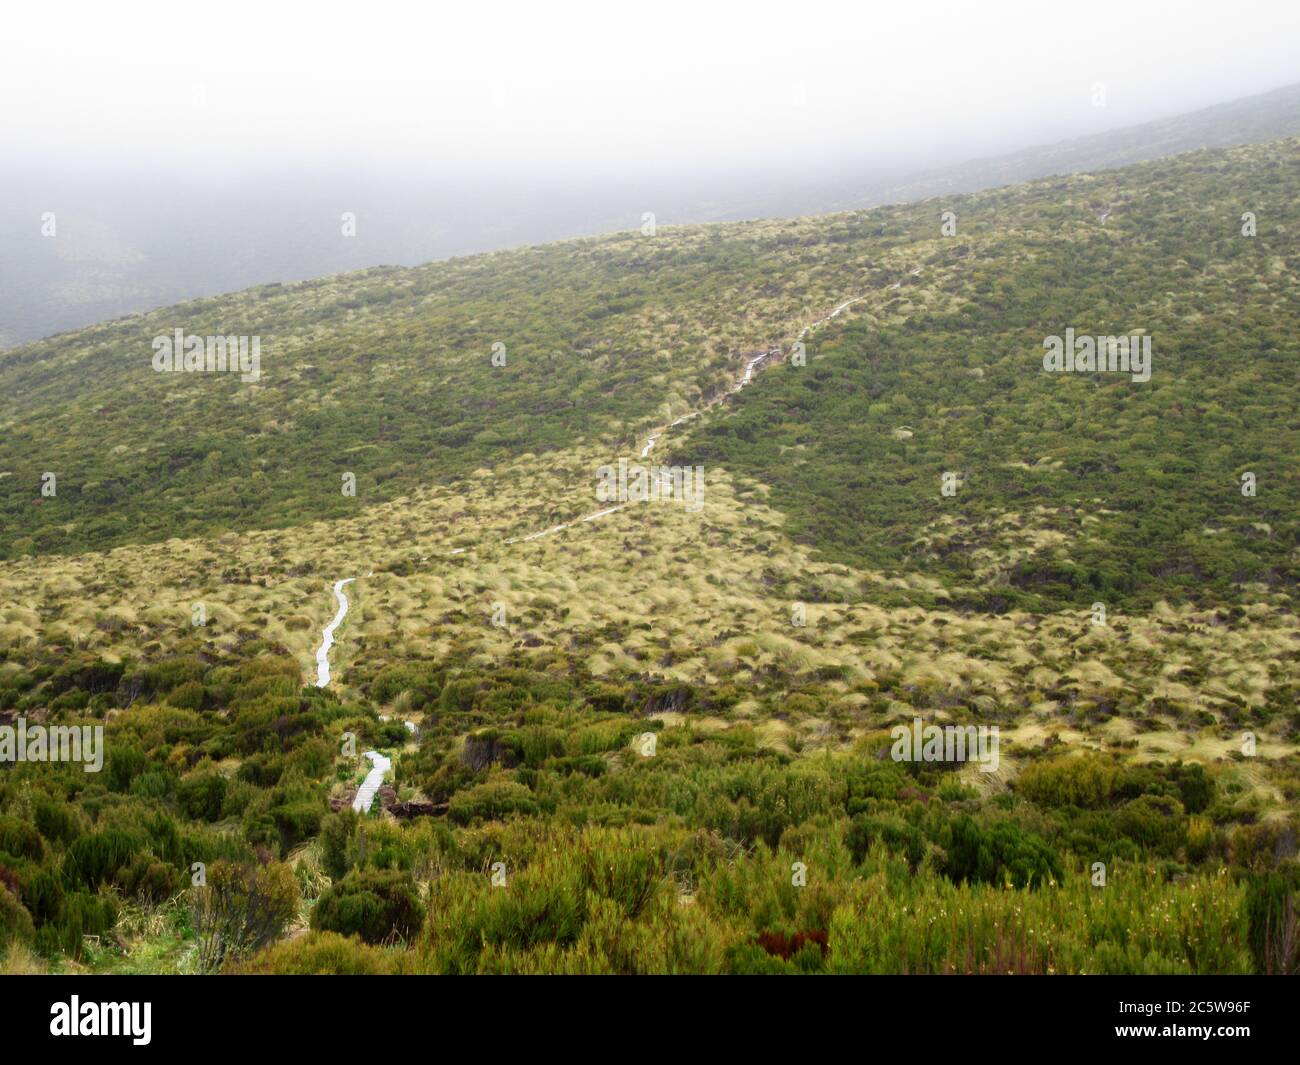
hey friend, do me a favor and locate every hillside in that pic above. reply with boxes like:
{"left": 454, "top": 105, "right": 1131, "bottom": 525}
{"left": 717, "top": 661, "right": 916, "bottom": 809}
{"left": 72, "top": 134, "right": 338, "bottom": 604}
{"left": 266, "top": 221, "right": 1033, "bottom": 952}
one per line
{"left": 690, "top": 142, "right": 1300, "bottom": 613}
{"left": 828, "top": 80, "right": 1300, "bottom": 211}
{"left": 4, "top": 80, "right": 1300, "bottom": 353}
{"left": 0, "top": 138, "right": 1297, "bottom": 976}
{"left": 0, "top": 219, "right": 898, "bottom": 557}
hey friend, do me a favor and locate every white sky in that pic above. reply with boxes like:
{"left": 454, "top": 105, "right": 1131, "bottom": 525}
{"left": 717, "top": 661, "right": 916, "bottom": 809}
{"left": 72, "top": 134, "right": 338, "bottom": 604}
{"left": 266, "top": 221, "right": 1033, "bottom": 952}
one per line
{"left": 4, "top": 0, "right": 1299, "bottom": 174}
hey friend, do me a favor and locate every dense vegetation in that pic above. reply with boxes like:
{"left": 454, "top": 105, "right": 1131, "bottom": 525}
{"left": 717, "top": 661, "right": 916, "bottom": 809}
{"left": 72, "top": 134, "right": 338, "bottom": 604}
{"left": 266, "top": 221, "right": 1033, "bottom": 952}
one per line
{"left": 1, "top": 639, "right": 1296, "bottom": 974}
{"left": 686, "top": 142, "right": 1300, "bottom": 612}
{"left": 1, "top": 137, "right": 1297, "bottom": 975}
{"left": 0, "top": 218, "right": 895, "bottom": 559}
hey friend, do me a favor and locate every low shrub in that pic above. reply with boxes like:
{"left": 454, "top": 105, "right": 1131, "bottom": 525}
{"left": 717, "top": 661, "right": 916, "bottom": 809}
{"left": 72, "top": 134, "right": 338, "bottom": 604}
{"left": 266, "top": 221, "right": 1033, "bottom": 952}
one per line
{"left": 191, "top": 860, "right": 299, "bottom": 973}
{"left": 943, "top": 816, "right": 1062, "bottom": 889}
{"left": 238, "top": 931, "right": 400, "bottom": 974}
{"left": 448, "top": 780, "right": 540, "bottom": 824}
{"left": 310, "top": 868, "right": 424, "bottom": 945}
{"left": 0, "top": 885, "right": 34, "bottom": 948}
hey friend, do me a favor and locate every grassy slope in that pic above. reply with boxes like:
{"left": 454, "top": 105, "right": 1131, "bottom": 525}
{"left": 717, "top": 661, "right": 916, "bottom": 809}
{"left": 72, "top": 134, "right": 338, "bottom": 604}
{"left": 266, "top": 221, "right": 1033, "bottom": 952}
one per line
{"left": 0, "top": 138, "right": 1297, "bottom": 975}
{"left": 0, "top": 218, "right": 909, "bottom": 558}
{"left": 687, "top": 140, "right": 1300, "bottom": 611}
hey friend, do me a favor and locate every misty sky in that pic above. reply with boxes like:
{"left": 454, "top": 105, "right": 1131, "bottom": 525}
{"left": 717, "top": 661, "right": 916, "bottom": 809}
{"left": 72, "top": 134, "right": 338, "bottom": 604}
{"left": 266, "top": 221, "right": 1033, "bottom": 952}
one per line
{"left": 7, "top": 0, "right": 1299, "bottom": 177}
{"left": 2, "top": 0, "right": 1298, "bottom": 350}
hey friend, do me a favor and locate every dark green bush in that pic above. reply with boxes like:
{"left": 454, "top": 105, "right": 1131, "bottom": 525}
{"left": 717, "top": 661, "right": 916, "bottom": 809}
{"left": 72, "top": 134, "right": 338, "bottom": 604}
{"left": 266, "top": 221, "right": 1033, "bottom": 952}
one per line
{"left": 847, "top": 813, "right": 925, "bottom": 869}
{"left": 1245, "top": 871, "right": 1300, "bottom": 975}
{"left": 320, "top": 810, "right": 358, "bottom": 880}
{"left": 19, "top": 869, "right": 65, "bottom": 925}
{"left": 448, "top": 780, "right": 540, "bottom": 824}
{"left": 0, "top": 817, "right": 44, "bottom": 862}
{"left": 310, "top": 868, "right": 424, "bottom": 945}
{"left": 943, "top": 816, "right": 1063, "bottom": 889}
{"left": 117, "top": 853, "right": 184, "bottom": 904}
{"left": 0, "top": 885, "right": 35, "bottom": 947}
{"left": 35, "top": 890, "right": 117, "bottom": 958}
{"left": 1175, "top": 763, "right": 1215, "bottom": 815}
{"left": 106, "top": 746, "right": 148, "bottom": 793}
{"left": 1114, "top": 795, "right": 1186, "bottom": 853}
{"left": 63, "top": 829, "right": 144, "bottom": 889}
{"left": 177, "top": 771, "right": 229, "bottom": 822}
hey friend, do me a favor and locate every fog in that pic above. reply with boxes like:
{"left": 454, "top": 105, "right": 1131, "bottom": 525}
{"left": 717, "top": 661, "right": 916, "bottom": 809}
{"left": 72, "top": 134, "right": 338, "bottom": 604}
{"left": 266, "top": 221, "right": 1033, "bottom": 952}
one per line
{"left": 2, "top": 0, "right": 1298, "bottom": 346}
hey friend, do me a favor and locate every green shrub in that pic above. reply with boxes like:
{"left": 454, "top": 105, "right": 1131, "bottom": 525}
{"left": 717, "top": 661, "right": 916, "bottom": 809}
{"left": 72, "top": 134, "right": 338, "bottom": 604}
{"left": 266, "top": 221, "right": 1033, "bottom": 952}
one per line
{"left": 943, "top": 816, "right": 1062, "bottom": 889}
{"left": 35, "top": 891, "right": 117, "bottom": 958}
{"left": 142, "top": 812, "right": 184, "bottom": 865}
{"left": 117, "top": 853, "right": 184, "bottom": 904}
{"left": 847, "top": 814, "right": 925, "bottom": 869}
{"left": 177, "top": 771, "right": 228, "bottom": 822}
{"left": 238, "top": 931, "right": 400, "bottom": 974}
{"left": 460, "top": 862, "right": 586, "bottom": 959}
{"left": 579, "top": 830, "right": 663, "bottom": 918}
{"left": 319, "top": 810, "right": 358, "bottom": 880}
{"left": 310, "top": 868, "right": 424, "bottom": 945}
{"left": 19, "top": 869, "right": 65, "bottom": 925}
{"left": 145, "top": 657, "right": 206, "bottom": 694}
{"left": 129, "top": 769, "right": 174, "bottom": 800}
{"left": 30, "top": 796, "right": 80, "bottom": 843}
{"left": 1245, "top": 871, "right": 1300, "bottom": 975}
{"left": 0, "top": 817, "right": 44, "bottom": 862}
{"left": 63, "top": 829, "right": 144, "bottom": 889}
{"left": 448, "top": 780, "right": 540, "bottom": 824}
{"left": 1114, "top": 795, "right": 1186, "bottom": 853}
{"left": 269, "top": 794, "right": 324, "bottom": 854}
{"left": 285, "top": 738, "right": 333, "bottom": 779}
{"left": 370, "top": 664, "right": 440, "bottom": 709}
{"left": 439, "top": 678, "right": 480, "bottom": 714}
{"left": 237, "top": 752, "right": 285, "bottom": 788}
{"left": 168, "top": 680, "right": 206, "bottom": 710}
{"left": 1016, "top": 755, "right": 1118, "bottom": 809}
{"left": 1175, "top": 763, "right": 1215, "bottom": 815}
{"left": 106, "top": 746, "right": 148, "bottom": 792}
{"left": 0, "top": 885, "right": 35, "bottom": 948}
{"left": 191, "top": 860, "right": 299, "bottom": 973}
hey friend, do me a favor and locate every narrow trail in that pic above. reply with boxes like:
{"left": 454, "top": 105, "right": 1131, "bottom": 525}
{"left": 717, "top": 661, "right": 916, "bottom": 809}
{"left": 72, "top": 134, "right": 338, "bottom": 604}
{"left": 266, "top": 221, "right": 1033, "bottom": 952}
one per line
{"left": 313, "top": 578, "right": 356, "bottom": 688}
{"left": 352, "top": 751, "right": 392, "bottom": 814}
{"left": 639, "top": 293, "right": 868, "bottom": 458}
{"left": 310, "top": 288, "right": 880, "bottom": 809}
{"left": 313, "top": 573, "right": 405, "bottom": 812}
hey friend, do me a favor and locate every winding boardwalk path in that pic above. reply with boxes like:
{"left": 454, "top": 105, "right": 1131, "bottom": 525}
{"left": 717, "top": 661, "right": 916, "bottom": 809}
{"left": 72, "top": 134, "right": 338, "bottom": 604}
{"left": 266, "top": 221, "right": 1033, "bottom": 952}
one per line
{"left": 638, "top": 293, "right": 868, "bottom": 459}
{"left": 314, "top": 578, "right": 356, "bottom": 688}
{"left": 352, "top": 751, "right": 392, "bottom": 814}
{"left": 311, "top": 289, "right": 880, "bottom": 810}
{"left": 313, "top": 574, "right": 408, "bottom": 812}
